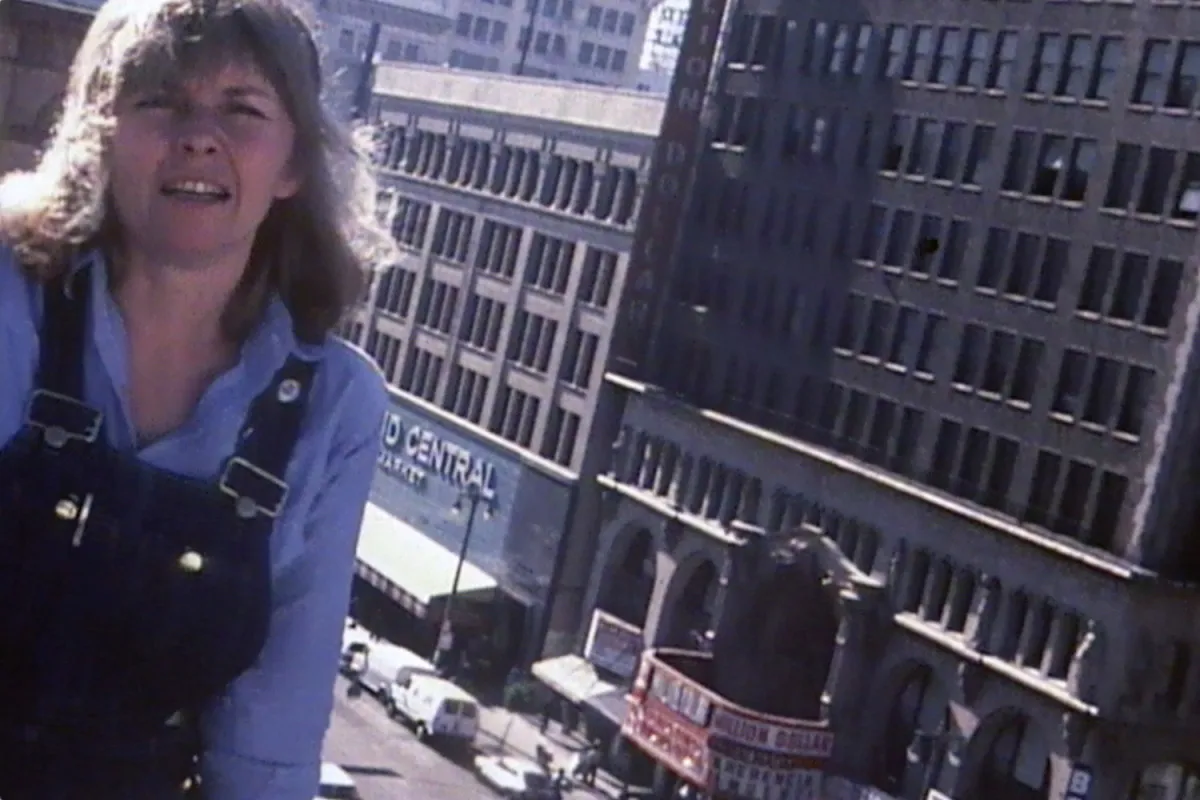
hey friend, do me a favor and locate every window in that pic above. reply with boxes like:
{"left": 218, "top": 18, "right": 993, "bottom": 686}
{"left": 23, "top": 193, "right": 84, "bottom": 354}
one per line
{"left": 1089, "top": 37, "right": 1122, "bottom": 101}
{"left": 430, "top": 209, "right": 475, "bottom": 264}
{"left": 987, "top": 31, "right": 1019, "bottom": 90}
{"left": 375, "top": 267, "right": 417, "bottom": 318}
{"left": 881, "top": 25, "right": 908, "bottom": 79}
{"left": 414, "top": 279, "right": 460, "bottom": 334}
{"left": 904, "top": 25, "right": 934, "bottom": 81}
{"left": 931, "top": 28, "right": 961, "bottom": 84}
{"left": 1133, "top": 39, "right": 1170, "bottom": 105}
{"left": 560, "top": 328, "right": 600, "bottom": 388}
{"left": 906, "top": 119, "right": 939, "bottom": 175}
{"left": 960, "top": 29, "right": 990, "bottom": 87}
{"left": 476, "top": 220, "right": 524, "bottom": 278}
{"left": 883, "top": 114, "right": 910, "bottom": 171}
{"left": 525, "top": 233, "right": 576, "bottom": 294}
{"left": 443, "top": 365, "right": 489, "bottom": 424}
{"left": 1077, "top": 246, "right": 1184, "bottom": 331}
{"left": 962, "top": 125, "right": 994, "bottom": 186}
{"left": 1027, "top": 33, "right": 1063, "bottom": 94}
{"left": 508, "top": 310, "right": 558, "bottom": 373}
{"left": 1002, "top": 130, "right": 1035, "bottom": 191}
{"left": 933, "top": 122, "right": 965, "bottom": 180}
{"left": 460, "top": 295, "right": 506, "bottom": 353}
{"left": 1168, "top": 42, "right": 1200, "bottom": 109}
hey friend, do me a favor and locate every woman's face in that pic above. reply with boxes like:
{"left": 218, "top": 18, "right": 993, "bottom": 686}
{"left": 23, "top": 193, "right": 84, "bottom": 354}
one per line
{"left": 107, "top": 57, "right": 301, "bottom": 271}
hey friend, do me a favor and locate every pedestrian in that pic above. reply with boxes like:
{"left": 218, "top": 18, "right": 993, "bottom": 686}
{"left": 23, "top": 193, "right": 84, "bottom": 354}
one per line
{"left": 0, "top": 0, "right": 398, "bottom": 796}
{"left": 582, "top": 743, "right": 601, "bottom": 787}
{"left": 540, "top": 699, "right": 555, "bottom": 733}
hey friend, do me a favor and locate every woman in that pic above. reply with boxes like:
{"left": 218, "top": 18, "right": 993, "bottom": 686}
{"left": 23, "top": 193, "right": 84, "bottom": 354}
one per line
{"left": 0, "top": 0, "right": 399, "bottom": 797}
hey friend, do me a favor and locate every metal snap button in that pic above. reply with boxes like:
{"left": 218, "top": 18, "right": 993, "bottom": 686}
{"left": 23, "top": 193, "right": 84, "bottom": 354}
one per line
{"left": 44, "top": 426, "right": 68, "bottom": 448}
{"left": 178, "top": 551, "right": 205, "bottom": 573}
{"left": 235, "top": 496, "right": 259, "bottom": 519}
{"left": 277, "top": 378, "right": 301, "bottom": 404}
{"left": 55, "top": 498, "right": 80, "bottom": 521}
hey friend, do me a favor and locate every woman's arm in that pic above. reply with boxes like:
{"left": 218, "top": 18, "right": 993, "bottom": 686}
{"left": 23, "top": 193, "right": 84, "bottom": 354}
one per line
{"left": 198, "top": 361, "right": 387, "bottom": 800}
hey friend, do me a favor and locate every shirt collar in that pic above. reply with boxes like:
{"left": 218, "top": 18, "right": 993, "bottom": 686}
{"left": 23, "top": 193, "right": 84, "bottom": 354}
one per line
{"left": 67, "top": 248, "right": 316, "bottom": 370}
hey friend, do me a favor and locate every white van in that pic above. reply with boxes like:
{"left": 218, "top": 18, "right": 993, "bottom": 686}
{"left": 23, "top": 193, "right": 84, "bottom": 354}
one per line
{"left": 355, "top": 640, "right": 439, "bottom": 697}
{"left": 384, "top": 673, "right": 480, "bottom": 750}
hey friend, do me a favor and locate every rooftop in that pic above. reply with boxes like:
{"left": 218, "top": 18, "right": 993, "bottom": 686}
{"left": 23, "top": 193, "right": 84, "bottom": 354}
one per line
{"left": 373, "top": 63, "right": 665, "bottom": 137}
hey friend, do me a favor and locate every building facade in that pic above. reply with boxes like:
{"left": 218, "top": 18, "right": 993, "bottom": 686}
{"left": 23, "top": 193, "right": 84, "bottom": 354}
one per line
{"left": 579, "top": 0, "right": 1200, "bottom": 799}
{"left": 346, "top": 63, "right": 663, "bottom": 663}
{"left": 445, "top": 0, "right": 655, "bottom": 86}
{"left": 0, "top": 0, "right": 95, "bottom": 174}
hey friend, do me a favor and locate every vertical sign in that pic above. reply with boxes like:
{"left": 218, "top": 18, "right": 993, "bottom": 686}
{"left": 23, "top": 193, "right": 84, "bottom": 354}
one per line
{"left": 1065, "top": 766, "right": 1092, "bottom": 800}
{"left": 611, "top": 0, "right": 730, "bottom": 378}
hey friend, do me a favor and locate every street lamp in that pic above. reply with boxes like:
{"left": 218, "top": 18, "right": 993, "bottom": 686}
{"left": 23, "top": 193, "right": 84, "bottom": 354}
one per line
{"left": 432, "top": 482, "right": 493, "bottom": 670}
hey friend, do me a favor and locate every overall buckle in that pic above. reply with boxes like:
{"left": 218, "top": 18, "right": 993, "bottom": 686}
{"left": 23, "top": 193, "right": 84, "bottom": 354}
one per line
{"left": 25, "top": 389, "right": 103, "bottom": 448}
{"left": 219, "top": 457, "right": 288, "bottom": 520}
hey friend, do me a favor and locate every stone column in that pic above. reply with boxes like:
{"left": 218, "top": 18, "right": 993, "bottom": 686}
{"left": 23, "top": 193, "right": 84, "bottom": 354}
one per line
{"left": 964, "top": 574, "right": 1000, "bottom": 652}
{"left": 668, "top": 453, "right": 692, "bottom": 508}
{"left": 573, "top": 163, "right": 594, "bottom": 214}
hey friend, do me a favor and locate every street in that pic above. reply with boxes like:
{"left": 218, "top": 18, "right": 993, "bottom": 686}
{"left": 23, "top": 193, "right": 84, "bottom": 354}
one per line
{"left": 323, "top": 674, "right": 496, "bottom": 800}
{"left": 323, "top": 675, "right": 617, "bottom": 800}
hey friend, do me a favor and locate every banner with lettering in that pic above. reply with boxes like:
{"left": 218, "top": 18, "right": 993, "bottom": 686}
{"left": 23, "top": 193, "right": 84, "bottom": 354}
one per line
{"left": 707, "top": 706, "right": 834, "bottom": 800}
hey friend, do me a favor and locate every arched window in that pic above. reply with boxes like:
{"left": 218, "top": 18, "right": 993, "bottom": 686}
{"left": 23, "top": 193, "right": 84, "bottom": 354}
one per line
{"left": 976, "top": 714, "right": 1049, "bottom": 800}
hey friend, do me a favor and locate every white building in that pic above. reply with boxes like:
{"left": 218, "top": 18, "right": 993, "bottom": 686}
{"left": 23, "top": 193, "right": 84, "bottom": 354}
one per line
{"left": 633, "top": 0, "right": 683, "bottom": 93}
{"left": 448, "top": 0, "right": 654, "bottom": 86}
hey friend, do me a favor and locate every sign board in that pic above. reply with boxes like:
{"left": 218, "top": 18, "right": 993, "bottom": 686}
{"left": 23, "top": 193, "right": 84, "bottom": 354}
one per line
{"left": 379, "top": 410, "right": 500, "bottom": 502}
{"left": 707, "top": 706, "right": 833, "bottom": 800}
{"left": 583, "top": 610, "right": 643, "bottom": 680}
{"left": 612, "top": 0, "right": 730, "bottom": 376}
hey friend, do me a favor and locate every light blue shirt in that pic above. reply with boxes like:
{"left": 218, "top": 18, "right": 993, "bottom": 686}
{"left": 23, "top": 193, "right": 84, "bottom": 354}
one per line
{"left": 0, "top": 246, "right": 387, "bottom": 799}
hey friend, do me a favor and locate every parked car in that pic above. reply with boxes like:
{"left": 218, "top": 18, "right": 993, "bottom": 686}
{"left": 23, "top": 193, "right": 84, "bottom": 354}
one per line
{"left": 315, "top": 762, "right": 361, "bottom": 800}
{"left": 384, "top": 672, "right": 480, "bottom": 752}
{"left": 473, "top": 754, "right": 562, "bottom": 799}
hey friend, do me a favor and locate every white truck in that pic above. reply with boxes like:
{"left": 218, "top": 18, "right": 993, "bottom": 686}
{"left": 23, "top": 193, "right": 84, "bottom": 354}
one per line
{"left": 384, "top": 672, "right": 480, "bottom": 752}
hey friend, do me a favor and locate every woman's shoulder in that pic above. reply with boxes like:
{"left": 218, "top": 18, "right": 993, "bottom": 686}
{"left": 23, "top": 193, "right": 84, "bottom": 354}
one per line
{"left": 310, "top": 335, "right": 388, "bottom": 443}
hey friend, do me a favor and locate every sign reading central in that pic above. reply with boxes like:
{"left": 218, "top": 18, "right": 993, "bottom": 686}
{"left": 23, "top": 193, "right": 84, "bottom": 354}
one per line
{"left": 379, "top": 411, "right": 498, "bottom": 501}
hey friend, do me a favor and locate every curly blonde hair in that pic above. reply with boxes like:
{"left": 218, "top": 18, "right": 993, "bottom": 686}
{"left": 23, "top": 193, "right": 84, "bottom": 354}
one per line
{"left": 0, "top": 0, "right": 399, "bottom": 342}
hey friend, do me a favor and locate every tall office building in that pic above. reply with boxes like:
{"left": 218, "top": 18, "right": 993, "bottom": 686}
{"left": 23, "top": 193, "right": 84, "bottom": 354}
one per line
{"left": 576, "top": 1, "right": 1200, "bottom": 798}
{"left": 343, "top": 63, "right": 663, "bottom": 671}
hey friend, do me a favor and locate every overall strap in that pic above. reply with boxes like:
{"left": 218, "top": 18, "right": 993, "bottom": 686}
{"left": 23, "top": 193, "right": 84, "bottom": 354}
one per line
{"left": 218, "top": 354, "right": 319, "bottom": 522}
{"left": 26, "top": 269, "right": 104, "bottom": 450}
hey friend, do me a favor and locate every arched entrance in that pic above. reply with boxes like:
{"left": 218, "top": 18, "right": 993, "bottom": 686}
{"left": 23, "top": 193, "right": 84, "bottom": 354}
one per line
{"left": 874, "top": 664, "right": 951, "bottom": 796}
{"left": 1127, "top": 762, "right": 1200, "bottom": 799}
{"left": 968, "top": 711, "right": 1051, "bottom": 800}
{"left": 664, "top": 558, "right": 718, "bottom": 648}
{"left": 712, "top": 554, "right": 839, "bottom": 720}
{"left": 597, "top": 527, "right": 656, "bottom": 628}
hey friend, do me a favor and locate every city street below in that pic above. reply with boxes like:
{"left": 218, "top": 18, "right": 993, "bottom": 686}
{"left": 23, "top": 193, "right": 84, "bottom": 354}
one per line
{"left": 324, "top": 674, "right": 613, "bottom": 800}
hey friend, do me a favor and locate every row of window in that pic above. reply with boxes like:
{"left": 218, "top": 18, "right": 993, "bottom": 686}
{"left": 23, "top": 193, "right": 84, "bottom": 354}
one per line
{"left": 363, "top": 330, "right": 584, "bottom": 467}
{"left": 374, "top": 125, "right": 640, "bottom": 228}
{"left": 455, "top": 13, "right": 507, "bottom": 45}
{"left": 387, "top": 202, "right": 618, "bottom": 309}
{"left": 374, "top": 267, "right": 603, "bottom": 387}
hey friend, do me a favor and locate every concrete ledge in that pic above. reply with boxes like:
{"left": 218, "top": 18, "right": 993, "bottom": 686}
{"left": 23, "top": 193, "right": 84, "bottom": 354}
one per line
{"left": 375, "top": 63, "right": 665, "bottom": 137}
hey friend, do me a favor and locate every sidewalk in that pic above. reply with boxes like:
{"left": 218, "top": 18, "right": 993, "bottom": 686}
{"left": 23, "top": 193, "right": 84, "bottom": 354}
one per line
{"left": 474, "top": 704, "right": 627, "bottom": 798}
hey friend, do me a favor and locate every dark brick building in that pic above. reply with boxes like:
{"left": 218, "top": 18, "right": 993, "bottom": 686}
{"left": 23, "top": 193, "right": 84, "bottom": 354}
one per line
{"left": 581, "top": 1, "right": 1200, "bottom": 798}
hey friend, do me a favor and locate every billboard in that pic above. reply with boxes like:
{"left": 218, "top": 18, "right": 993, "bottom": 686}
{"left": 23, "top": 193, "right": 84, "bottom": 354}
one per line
{"left": 611, "top": 0, "right": 730, "bottom": 377}
{"left": 583, "top": 609, "right": 643, "bottom": 680}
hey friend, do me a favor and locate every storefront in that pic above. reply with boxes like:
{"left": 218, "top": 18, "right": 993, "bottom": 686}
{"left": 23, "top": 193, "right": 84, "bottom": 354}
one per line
{"left": 353, "top": 391, "right": 574, "bottom": 675}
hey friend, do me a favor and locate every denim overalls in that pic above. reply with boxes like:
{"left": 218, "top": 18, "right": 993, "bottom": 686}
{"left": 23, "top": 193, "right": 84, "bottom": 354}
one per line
{"left": 0, "top": 270, "right": 317, "bottom": 798}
